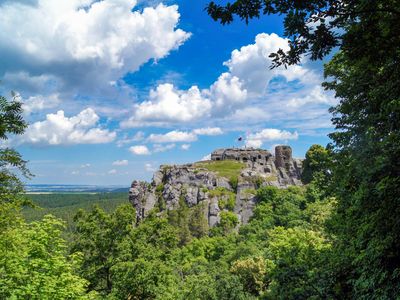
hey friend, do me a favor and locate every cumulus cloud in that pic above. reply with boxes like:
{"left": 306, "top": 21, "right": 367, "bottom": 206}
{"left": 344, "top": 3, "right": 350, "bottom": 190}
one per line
{"left": 121, "top": 128, "right": 223, "bottom": 155}
{"left": 209, "top": 73, "right": 247, "bottom": 112}
{"left": 193, "top": 127, "right": 223, "bottom": 136}
{"left": 224, "top": 33, "right": 315, "bottom": 95}
{"left": 112, "top": 160, "right": 128, "bottom": 166}
{"left": 22, "top": 93, "right": 61, "bottom": 115}
{"left": 147, "top": 130, "right": 197, "bottom": 143}
{"left": 286, "top": 86, "right": 335, "bottom": 108}
{"left": 19, "top": 108, "right": 116, "bottom": 145}
{"left": 129, "top": 145, "right": 150, "bottom": 155}
{"left": 121, "top": 33, "right": 331, "bottom": 130}
{"left": 121, "top": 84, "right": 212, "bottom": 127}
{"left": 246, "top": 129, "right": 298, "bottom": 148}
{"left": 0, "top": 0, "right": 190, "bottom": 93}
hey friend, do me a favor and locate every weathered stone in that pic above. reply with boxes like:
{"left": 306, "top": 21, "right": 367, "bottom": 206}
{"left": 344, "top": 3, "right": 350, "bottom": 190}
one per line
{"left": 129, "top": 146, "right": 304, "bottom": 227}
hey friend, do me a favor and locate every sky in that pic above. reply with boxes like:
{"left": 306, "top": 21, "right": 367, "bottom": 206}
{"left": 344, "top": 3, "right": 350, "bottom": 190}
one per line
{"left": 0, "top": 0, "right": 337, "bottom": 185}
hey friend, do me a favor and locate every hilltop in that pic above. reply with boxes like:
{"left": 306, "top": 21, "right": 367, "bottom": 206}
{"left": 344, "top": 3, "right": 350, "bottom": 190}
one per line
{"left": 130, "top": 145, "right": 303, "bottom": 227}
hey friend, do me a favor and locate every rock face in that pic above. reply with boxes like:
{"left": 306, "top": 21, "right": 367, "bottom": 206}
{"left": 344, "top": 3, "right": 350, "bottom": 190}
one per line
{"left": 129, "top": 146, "right": 303, "bottom": 226}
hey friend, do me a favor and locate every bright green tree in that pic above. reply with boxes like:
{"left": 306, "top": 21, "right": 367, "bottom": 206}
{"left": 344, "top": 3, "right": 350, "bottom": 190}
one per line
{"left": 0, "top": 215, "right": 92, "bottom": 299}
{"left": 265, "top": 226, "right": 331, "bottom": 299}
{"left": 71, "top": 204, "right": 136, "bottom": 294}
{"left": 0, "top": 94, "right": 31, "bottom": 204}
{"left": 301, "top": 144, "right": 332, "bottom": 185}
{"left": 230, "top": 256, "right": 272, "bottom": 296}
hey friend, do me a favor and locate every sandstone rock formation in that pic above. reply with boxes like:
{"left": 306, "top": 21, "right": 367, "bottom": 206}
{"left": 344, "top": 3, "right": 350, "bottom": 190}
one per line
{"left": 129, "top": 146, "right": 303, "bottom": 226}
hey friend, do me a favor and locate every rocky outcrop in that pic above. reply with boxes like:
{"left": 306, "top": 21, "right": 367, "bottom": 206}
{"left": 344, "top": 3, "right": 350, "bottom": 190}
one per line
{"left": 129, "top": 146, "right": 303, "bottom": 227}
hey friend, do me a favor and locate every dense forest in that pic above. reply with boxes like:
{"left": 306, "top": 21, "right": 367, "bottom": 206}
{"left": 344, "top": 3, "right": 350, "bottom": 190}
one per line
{"left": 1, "top": 0, "right": 399, "bottom": 299}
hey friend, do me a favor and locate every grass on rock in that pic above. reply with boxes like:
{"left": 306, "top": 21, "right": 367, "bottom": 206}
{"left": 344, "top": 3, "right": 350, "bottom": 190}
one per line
{"left": 194, "top": 160, "right": 245, "bottom": 179}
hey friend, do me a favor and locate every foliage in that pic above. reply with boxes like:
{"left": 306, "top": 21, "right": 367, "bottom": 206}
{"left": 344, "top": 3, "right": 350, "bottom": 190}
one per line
{"left": 252, "top": 186, "right": 308, "bottom": 230}
{"left": 206, "top": 0, "right": 400, "bottom": 68}
{"left": 0, "top": 215, "right": 92, "bottom": 299}
{"left": 67, "top": 180, "right": 335, "bottom": 299}
{"left": 110, "top": 258, "right": 178, "bottom": 300}
{"left": 301, "top": 144, "right": 332, "bottom": 185}
{"left": 215, "top": 211, "right": 239, "bottom": 235}
{"left": 71, "top": 204, "right": 136, "bottom": 295}
{"left": 168, "top": 196, "right": 192, "bottom": 245}
{"left": 209, "top": 187, "right": 236, "bottom": 211}
{"left": 0, "top": 94, "right": 31, "bottom": 202}
{"left": 0, "top": 93, "right": 94, "bottom": 299}
{"left": 321, "top": 2, "right": 400, "bottom": 297}
{"left": 155, "top": 183, "right": 166, "bottom": 211}
{"left": 230, "top": 256, "right": 271, "bottom": 296}
{"left": 207, "top": 1, "right": 400, "bottom": 297}
{"left": 189, "top": 202, "right": 209, "bottom": 238}
{"left": 324, "top": 40, "right": 400, "bottom": 299}
{"left": 265, "top": 226, "right": 331, "bottom": 299}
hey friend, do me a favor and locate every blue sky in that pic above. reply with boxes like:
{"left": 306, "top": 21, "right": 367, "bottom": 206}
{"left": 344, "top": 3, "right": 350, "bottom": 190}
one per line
{"left": 0, "top": 0, "right": 335, "bottom": 185}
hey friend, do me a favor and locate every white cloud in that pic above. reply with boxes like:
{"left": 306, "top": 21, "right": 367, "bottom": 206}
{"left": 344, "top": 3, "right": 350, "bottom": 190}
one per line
{"left": 193, "top": 127, "right": 223, "bottom": 136}
{"left": 80, "top": 163, "right": 91, "bottom": 168}
{"left": 129, "top": 145, "right": 150, "bottom": 155}
{"left": 181, "top": 144, "right": 191, "bottom": 150}
{"left": 201, "top": 154, "right": 211, "bottom": 161}
{"left": 108, "top": 169, "right": 117, "bottom": 175}
{"left": 112, "top": 159, "right": 128, "bottom": 166}
{"left": 153, "top": 143, "right": 175, "bottom": 153}
{"left": 147, "top": 130, "right": 197, "bottom": 143}
{"left": 286, "top": 86, "right": 335, "bottom": 108}
{"left": 209, "top": 73, "right": 247, "bottom": 112}
{"left": 0, "top": 0, "right": 190, "bottom": 93}
{"left": 20, "top": 108, "right": 116, "bottom": 145}
{"left": 22, "top": 93, "right": 61, "bottom": 115}
{"left": 121, "top": 84, "right": 212, "bottom": 127}
{"left": 224, "top": 33, "right": 315, "bottom": 95}
{"left": 121, "top": 32, "right": 328, "bottom": 130}
{"left": 246, "top": 129, "right": 298, "bottom": 148}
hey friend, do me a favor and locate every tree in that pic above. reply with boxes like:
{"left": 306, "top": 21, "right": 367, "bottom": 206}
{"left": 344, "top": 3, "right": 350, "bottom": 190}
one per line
{"left": 189, "top": 202, "right": 209, "bottom": 238}
{"left": 324, "top": 40, "right": 400, "bottom": 298}
{"left": 301, "top": 144, "right": 332, "bottom": 185}
{"left": 167, "top": 196, "right": 192, "bottom": 245}
{"left": 265, "top": 226, "right": 331, "bottom": 299}
{"left": 206, "top": 0, "right": 400, "bottom": 68}
{"left": 0, "top": 215, "right": 92, "bottom": 299}
{"left": 230, "top": 256, "right": 271, "bottom": 296}
{"left": 71, "top": 204, "right": 136, "bottom": 294}
{"left": 110, "top": 258, "right": 178, "bottom": 300}
{"left": 218, "top": 211, "right": 239, "bottom": 235}
{"left": 207, "top": 1, "right": 400, "bottom": 297}
{"left": 0, "top": 93, "right": 31, "bottom": 203}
